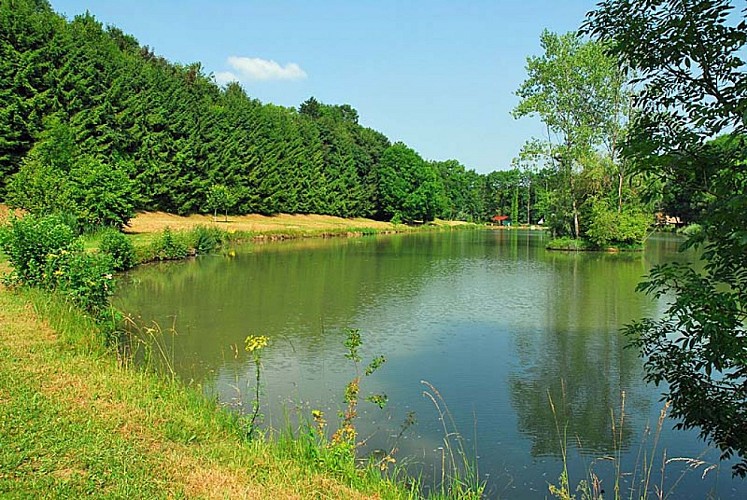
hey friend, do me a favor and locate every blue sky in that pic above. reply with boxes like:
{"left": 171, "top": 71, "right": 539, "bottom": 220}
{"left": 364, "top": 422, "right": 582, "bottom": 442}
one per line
{"left": 50, "top": 0, "right": 598, "bottom": 174}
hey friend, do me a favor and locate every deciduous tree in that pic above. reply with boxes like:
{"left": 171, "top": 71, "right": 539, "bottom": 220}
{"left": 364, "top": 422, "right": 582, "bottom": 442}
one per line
{"left": 585, "top": 0, "right": 747, "bottom": 476}
{"left": 513, "top": 31, "right": 630, "bottom": 238}
{"left": 377, "top": 143, "right": 445, "bottom": 223}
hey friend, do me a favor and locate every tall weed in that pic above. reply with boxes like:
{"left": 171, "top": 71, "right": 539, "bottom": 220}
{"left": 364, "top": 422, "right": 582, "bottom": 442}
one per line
{"left": 190, "top": 225, "right": 226, "bottom": 255}
{"left": 150, "top": 227, "right": 189, "bottom": 260}
{"left": 421, "top": 380, "right": 485, "bottom": 499}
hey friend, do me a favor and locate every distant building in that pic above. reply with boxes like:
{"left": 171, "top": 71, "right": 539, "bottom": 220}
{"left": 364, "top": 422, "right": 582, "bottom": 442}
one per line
{"left": 655, "top": 212, "right": 684, "bottom": 228}
{"left": 491, "top": 215, "right": 510, "bottom": 226}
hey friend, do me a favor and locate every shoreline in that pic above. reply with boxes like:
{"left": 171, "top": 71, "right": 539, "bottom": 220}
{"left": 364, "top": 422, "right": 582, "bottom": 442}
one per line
{"left": 0, "top": 210, "right": 482, "bottom": 498}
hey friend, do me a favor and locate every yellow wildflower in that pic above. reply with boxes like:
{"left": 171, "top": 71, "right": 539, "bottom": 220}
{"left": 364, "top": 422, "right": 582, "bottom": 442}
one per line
{"left": 244, "top": 335, "right": 269, "bottom": 353}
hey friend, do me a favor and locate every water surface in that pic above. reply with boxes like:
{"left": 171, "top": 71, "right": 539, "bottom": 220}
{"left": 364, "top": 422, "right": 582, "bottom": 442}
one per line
{"left": 116, "top": 230, "right": 745, "bottom": 498}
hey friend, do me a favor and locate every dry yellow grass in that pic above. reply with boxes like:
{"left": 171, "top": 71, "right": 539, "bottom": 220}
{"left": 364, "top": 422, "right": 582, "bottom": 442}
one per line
{"left": 126, "top": 211, "right": 396, "bottom": 235}
{"left": 0, "top": 204, "right": 20, "bottom": 225}
{"left": 0, "top": 204, "right": 468, "bottom": 237}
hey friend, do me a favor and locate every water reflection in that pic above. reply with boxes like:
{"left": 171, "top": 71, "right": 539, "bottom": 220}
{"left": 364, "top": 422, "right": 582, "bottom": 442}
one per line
{"left": 509, "top": 251, "right": 651, "bottom": 457}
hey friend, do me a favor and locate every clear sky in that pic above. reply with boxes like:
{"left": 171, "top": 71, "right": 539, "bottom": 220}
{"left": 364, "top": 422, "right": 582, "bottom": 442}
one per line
{"left": 49, "top": 0, "right": 599, "bottom": 174}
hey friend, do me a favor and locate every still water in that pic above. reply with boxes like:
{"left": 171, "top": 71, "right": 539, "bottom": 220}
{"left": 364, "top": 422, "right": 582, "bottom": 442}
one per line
{"left": 116, "top": 230, "right": 745, "bottom": 498}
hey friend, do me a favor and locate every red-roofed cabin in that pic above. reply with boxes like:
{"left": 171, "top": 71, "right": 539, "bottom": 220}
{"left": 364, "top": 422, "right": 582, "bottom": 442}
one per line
{"left": 491, "top": 215, "right": 510, "bottom": 226}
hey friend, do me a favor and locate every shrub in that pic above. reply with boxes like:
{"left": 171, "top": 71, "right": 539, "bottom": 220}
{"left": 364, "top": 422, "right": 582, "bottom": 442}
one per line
{"left": 44, "top": 250, "right": 115, "bottom": 316}
{"left": 6, "top": 145, "right": 75, "bottom": 216}
{"left": 586, "top": 202, "right": 651, "bottom": 247}
{"left": 151, "top": 227, "right": 189, "bottom": 260}
{"left": 7, "top": 144, "right": 135, "bottom": 232}
{"left": 100, "top": 229, "right": 136, "bottom": 271}
{"left": 0, "top": 213, "right": 115, "bottom": 317}
{"left": 678, "top": 223, "right": 702, "bottom": 237}
{"left": 546, "top": 236, "right": 593, "bottom": 251}
{"left": 190, "top": 225, "right": 226, "bottom": 255}
{"left": 0, "top": 214, "right": 79, "bottom": 285}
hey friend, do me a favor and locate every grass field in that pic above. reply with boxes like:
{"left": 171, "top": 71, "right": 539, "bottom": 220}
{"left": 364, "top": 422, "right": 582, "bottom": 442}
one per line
{"left": 125, "top": 211, "right": 398, "bottom": 234}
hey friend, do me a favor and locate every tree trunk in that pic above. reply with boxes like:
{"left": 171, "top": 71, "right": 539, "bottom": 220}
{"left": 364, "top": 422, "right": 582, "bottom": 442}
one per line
{"left": 526, "top": 178, "right": 531, "bottom": 225}
{"left": 569, "top": 164, "right": 580, "bottom": 238}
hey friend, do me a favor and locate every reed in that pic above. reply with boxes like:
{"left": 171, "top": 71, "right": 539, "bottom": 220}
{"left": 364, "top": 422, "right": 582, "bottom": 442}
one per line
{"left": 421, "top": 380, "right": 485, "bottom": 499}
{"left": 547, "top": 386, "right": 719, "bottom": 500}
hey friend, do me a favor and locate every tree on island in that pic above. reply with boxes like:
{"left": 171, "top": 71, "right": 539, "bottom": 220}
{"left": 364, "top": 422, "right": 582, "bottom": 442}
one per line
{"left": 585, "top": 0, "right": 747, "bottom": 476}
{"left": 513, "top": 30, "right": 648, "bottom": 245}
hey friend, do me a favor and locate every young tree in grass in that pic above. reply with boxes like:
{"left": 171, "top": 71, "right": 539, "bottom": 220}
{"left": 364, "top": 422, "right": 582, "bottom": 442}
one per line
{"left": 206, "top": 184, "right": 235, "bottom": 222}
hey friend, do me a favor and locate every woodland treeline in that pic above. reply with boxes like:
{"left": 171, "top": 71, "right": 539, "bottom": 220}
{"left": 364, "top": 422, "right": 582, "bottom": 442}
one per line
{"left": 0, "top": 0, "right": 536, "bottom": 228}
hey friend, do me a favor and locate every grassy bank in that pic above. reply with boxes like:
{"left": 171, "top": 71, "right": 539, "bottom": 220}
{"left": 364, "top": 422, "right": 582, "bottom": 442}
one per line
{"left": 0, "top": 277, "right": 415, "bottom": 498}
{"left": 545, "top": 236, "right": 644, "bottom": 252}
{"left": 100, "top": 211, "right": 478, "bottom": 265}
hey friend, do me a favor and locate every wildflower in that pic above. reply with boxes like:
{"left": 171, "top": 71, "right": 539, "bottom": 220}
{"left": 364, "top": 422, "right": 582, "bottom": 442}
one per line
{"left": 245, "top": 335, "right": 269, "bottom": 353}
{"left": 380, "top": 455, "right": 396, "bottom": 471}
{"left": 311, "top": 409, "right": 326, "bottom": 432}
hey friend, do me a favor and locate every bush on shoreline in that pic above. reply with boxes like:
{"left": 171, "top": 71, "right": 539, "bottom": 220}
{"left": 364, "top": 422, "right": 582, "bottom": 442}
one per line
{"left": 546, "top": 236, "right": 643, "bottom": 252}
{"left": 100, "top": 229, "right": 137, "bottom": 271}
{"left": 0, "top": 214, "right": 116, "bottom": 317}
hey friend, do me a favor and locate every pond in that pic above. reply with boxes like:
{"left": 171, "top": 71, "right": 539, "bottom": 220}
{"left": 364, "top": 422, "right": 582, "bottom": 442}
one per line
{"left": 115, "top": 229, "right": 746, "bottom": 498}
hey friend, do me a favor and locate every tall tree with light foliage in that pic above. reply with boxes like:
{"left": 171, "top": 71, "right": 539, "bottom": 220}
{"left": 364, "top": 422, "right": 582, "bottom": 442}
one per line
{"left": 513, "top": 30, "right": 631, "bottom": 239}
